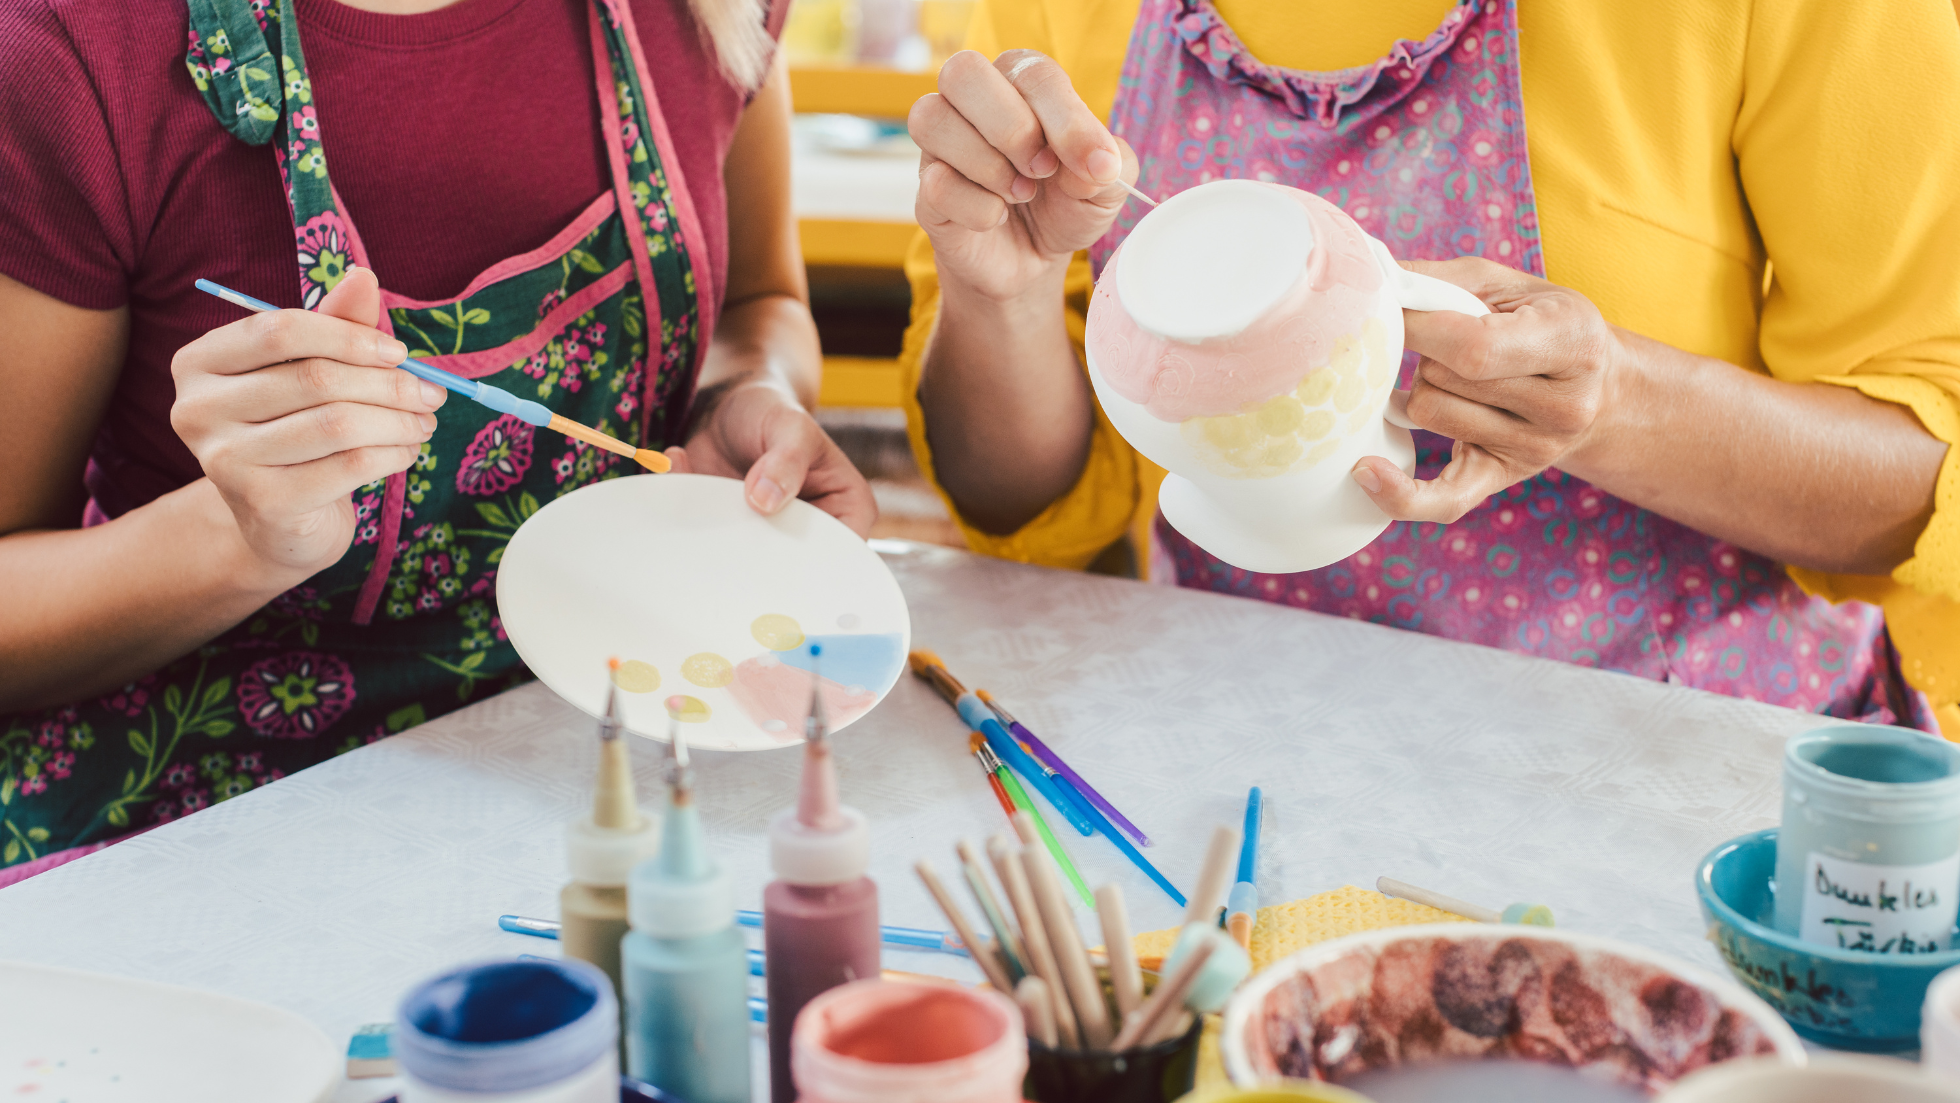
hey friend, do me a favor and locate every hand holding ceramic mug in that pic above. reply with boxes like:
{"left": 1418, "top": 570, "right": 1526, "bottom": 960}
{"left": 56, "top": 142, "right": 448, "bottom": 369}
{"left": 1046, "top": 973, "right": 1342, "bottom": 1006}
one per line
{"left": 908, "top": 49, "right": 1140, "bottom": 300}
{"left": 1351, "top": 258, "right": 1622, "bottom": 523}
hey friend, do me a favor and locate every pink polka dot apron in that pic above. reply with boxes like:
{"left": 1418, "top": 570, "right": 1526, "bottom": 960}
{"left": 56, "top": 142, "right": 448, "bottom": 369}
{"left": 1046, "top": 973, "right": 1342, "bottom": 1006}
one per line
{"left": 1091, "top": 0, "right": 1936, "bottom": 730}
{"left": 0, "top": 0, "right": 711, "bottom": 878}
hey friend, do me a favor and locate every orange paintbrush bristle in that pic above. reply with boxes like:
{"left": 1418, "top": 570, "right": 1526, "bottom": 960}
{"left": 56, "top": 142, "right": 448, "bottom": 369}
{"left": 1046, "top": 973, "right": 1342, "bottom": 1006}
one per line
{"left": 968, "top": 731, "right": 986, "bottom": 753}
{"left": 633, "top": 449, "right": 671, "bottom": 474}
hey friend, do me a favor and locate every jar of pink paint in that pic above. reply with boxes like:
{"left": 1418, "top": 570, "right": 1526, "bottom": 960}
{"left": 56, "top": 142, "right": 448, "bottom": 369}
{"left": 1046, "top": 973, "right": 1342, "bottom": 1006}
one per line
{"left": 789, "top": 978, "right": 1028, "bottom": 1103}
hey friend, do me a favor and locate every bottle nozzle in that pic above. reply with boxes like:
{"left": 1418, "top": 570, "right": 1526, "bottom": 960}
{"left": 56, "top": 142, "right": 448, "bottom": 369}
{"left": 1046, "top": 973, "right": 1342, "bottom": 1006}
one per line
{"left": 664, "top": 696, "right": 692, "bottom": 803}
{"left": 591, "top": 659, "right": 637, "bottom": 830}
{"left": 797, "top": 644, "right": 844, "bottom": 831}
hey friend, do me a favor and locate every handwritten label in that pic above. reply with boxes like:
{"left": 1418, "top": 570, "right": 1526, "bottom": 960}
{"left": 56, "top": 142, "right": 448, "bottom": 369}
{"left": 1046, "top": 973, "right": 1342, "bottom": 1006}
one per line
{"left": 1799, "top": 850, "right": 1959, "bottom": 954}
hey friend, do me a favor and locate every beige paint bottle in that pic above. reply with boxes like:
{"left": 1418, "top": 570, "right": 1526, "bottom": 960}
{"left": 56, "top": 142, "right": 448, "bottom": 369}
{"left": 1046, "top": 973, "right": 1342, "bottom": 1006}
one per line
{"left": 561, "top": 662, "right": 660, "bottom": 1038}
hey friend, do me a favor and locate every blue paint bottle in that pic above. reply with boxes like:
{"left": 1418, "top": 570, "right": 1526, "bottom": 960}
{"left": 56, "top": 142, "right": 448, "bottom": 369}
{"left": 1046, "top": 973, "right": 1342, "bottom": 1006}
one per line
{"left": 1775, "top": 723, "right": 1960, "bottom": 954}
{"left": 621, "top": 699, "right": 752, "bottom": 1103}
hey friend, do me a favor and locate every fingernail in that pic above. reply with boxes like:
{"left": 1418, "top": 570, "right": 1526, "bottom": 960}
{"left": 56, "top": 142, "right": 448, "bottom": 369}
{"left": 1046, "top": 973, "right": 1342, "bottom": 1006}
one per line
{"left": 379, "top": 338, "right": 408, "bottom": 363}
{"left": 1030, "top": 148, "right": 1058, "bottom": 177}
{"left": 420, "top": 413, "right": 437, "bottom": 434}
{"left": 1351, "top": 465, "right": 1381, "bottom": 494}
{"left": 1011, "top": 175, "right": 1036, "bottom": 202}
{"left": 419, "top": 380, "right": 445, "bottom": 407}
{"left": 1087, "top": 148, "right": 1120, "bottom": 183}
{"left": 751, "top": 476, "right": 786, "bottom": 513}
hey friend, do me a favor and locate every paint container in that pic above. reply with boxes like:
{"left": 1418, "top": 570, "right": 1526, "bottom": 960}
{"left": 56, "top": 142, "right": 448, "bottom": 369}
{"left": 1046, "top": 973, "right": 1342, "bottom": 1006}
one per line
{"left": 1773, "top": 724, "right": 1960, "bottom": 954}
{"left": 764, "top": 651, "right": 880, "bottom": 1103}
{"left": 393, "top": 958, "right": 617, "bottom": 1103}
{"left": 1026, "top": 1014, "right": 1203, "bottom": 1103}
{"left": 621, "top": 724, "right": 752, "bottom": 1103}
{"left": 789, "top": 978, "right": 1027, "bottom": 1103}
{"left": 562, "top": 676, "right": 660, "bottom": 1050}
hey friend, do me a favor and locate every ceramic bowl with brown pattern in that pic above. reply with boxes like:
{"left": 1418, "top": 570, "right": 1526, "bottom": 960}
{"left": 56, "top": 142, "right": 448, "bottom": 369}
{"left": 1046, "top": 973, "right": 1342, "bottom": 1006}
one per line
{"left": 1219, "top": 925, "right": 1803, "bottom": 1097}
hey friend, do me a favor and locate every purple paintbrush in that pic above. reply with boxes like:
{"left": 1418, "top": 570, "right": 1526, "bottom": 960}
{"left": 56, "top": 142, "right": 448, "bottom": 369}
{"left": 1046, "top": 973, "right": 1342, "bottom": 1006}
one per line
{"left": 975, "top": 689, "right": 1152, "bottom": 847}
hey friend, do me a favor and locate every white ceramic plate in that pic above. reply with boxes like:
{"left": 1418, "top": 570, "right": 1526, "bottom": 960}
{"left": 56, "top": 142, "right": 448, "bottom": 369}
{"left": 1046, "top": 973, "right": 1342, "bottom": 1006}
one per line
{"left": 497, "top": 473, "right": 911, "bottom": 751}
{"left": 0, "top": 961, "right": 338, "bottom": 1102}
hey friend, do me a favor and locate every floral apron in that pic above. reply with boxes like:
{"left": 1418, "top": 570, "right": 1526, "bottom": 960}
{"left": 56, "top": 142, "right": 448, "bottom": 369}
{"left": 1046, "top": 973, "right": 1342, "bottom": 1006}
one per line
{"left": 0, "top": 0, "right": 710, "bottom": 877}
{"left": 1093, "top": 0, "right": 1937, "bottom": 730}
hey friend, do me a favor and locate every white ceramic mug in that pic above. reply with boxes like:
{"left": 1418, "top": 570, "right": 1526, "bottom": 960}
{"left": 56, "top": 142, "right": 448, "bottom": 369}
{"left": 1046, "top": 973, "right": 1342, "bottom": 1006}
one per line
{"left": 1085, "top": 179, "right": 1488, "bottom": 575}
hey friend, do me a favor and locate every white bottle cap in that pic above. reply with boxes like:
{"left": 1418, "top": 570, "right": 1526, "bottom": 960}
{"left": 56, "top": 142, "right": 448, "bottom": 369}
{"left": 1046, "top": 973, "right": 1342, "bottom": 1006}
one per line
{"left": 629, "top": 857, "right": 735, "bottom": 939}
{"left": 566, "top": 813, "right": 660, "bottom": 888}
{"left": 769, "top": 805, "right": 870, "bottom": 886}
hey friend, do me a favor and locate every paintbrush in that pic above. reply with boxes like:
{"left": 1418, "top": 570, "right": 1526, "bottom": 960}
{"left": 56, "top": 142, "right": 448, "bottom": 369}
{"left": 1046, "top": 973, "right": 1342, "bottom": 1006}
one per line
{"left": 196, "top": 278, "right": 671, "bottom": 474}
{"left": 968, "top": 733, "right": 1018, "bottom": 821}
{"left": 916, "top": 860, "right": 1015, "bottom": 994}
{"left": 976, "top": 688, "right": 1151, "bottom": 846}
{"left": 988, "top": 834, "right": 1081, "bottom": 1049}
{"left": 1110, "top": 936, "right": 1213, "bottom": 1050}
{"left": 910, "top": 650, "right": 1094, "bottom": 905}
{"left": 1226, "top": 787, "right": 1262, "bottom": 949}
{"left": 956, "top": 839, "right": 1028, "bottom": 985}
{"left": 1016, "top": 815, "right": 1114, "bottom": 1049}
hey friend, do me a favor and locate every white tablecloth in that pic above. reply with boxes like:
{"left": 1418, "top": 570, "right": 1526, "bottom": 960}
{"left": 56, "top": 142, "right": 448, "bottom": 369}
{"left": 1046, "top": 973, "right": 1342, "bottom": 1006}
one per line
{"left": 0, "top": 541, "right": 1823, "bottom": 1100}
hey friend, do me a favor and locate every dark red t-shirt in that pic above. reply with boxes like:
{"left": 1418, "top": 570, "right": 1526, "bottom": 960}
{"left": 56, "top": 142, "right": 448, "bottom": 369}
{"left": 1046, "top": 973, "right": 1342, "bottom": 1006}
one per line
{"left": 0, "top": 0, "right": 781, "bottom": 520}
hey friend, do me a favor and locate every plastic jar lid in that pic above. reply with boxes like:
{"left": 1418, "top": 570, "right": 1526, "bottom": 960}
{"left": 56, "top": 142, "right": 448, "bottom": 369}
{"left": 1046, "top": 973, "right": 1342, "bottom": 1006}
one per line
{"left": 1784, "top": 725, "right": 1960, "bottom": 825}
{"left": 394, "top": 958, "right": 615, "bottom": 1092}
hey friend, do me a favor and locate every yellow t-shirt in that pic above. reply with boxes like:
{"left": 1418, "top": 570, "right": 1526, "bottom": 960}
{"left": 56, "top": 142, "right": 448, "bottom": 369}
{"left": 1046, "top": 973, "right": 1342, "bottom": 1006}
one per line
{"left": 897, "top": 0, "right": 1960, "bottom": 734}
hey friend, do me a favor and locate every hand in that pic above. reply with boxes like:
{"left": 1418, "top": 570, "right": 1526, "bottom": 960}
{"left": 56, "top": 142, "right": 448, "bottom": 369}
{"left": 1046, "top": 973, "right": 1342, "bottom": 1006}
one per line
{"left": 1351, "top": 258, "right": 1623, "bottom": 522}
{"left": 909, "top": 49, "right": 1139, "bottom": 301}
{"left": 171, "top": 266, "right": 443, "bottom": 578}
{"left": 668, "top": 382, "right": 877, "bottom": 537}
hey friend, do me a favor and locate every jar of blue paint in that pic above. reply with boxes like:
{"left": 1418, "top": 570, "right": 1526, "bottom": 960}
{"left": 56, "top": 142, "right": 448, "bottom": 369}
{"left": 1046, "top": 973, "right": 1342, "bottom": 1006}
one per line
{"left": 395, "top": 958, "right": 620, "bottom": 1103}
{"left": 1774, "top": 723, "right": 1960, "bottom": 956}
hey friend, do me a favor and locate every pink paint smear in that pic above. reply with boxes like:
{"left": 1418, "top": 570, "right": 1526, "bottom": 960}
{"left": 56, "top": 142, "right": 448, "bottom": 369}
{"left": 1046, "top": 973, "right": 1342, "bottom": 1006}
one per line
{"left": 729, "top": 654, "right": 875, "bottom": 740}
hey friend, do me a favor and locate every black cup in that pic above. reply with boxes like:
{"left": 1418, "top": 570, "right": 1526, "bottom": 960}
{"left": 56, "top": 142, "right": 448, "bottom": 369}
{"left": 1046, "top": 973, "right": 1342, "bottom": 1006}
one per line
{"left": 1023, "top": 1014, "right": 1204, "bottom": 1103}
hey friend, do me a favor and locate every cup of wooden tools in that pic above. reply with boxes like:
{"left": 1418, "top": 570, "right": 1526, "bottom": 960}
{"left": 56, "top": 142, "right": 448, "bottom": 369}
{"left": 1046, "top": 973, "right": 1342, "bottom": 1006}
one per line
{"left": 917, "top": 817, "right": 1252, "bottom": 1103}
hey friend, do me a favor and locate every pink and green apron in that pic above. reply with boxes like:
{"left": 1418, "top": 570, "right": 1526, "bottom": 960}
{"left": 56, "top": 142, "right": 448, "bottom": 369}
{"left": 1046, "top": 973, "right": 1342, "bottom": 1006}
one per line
{"left": 0, "top": 0, "right": 713, "bottom": 877}
{"left": 1094, "top": 0, "right": 1936, "bottom": 730}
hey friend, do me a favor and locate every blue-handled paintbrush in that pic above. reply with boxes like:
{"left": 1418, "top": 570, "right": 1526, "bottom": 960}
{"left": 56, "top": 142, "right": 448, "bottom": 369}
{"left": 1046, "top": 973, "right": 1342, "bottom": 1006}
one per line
{"left": 196, "top": 278, "right": 670, "bottom": 473}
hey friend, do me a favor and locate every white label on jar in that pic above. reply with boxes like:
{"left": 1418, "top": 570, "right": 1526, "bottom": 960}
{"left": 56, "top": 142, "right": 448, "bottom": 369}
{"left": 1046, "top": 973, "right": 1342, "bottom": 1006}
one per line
{"left": 1799, "top": 850, "right": 1959, "bottom": 954}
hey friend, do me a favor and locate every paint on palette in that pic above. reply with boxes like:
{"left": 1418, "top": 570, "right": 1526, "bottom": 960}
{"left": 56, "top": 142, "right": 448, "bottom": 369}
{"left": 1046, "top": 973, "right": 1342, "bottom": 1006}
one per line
{"left": 682, "top": 652, "right": 735, "bottom": 688}
{"left": 665, "top": 695, "right": 712, "bottom": 723}
{"left": 751, "top": 614, "right": 805, "bottom": 651}
{"left": 612, "top": 660, "right": 661, "bottom": 693}
{"left": 728, "top": 653, "right": 875, "bottom": 739}
{"left": 774, "top": 634, "right": 905, "bottom": 694}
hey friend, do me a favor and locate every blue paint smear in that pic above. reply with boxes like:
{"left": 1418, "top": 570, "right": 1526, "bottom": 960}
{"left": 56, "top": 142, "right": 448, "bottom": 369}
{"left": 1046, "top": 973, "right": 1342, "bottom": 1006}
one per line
{"left": 776, "top": 633, "right": 904, "bottom": 692}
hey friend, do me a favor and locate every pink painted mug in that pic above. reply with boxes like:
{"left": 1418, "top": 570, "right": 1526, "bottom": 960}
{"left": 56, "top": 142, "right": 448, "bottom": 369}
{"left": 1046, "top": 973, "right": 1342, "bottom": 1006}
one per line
{"left": 1085, "top": 179, "right": 1488, "bottom": 574}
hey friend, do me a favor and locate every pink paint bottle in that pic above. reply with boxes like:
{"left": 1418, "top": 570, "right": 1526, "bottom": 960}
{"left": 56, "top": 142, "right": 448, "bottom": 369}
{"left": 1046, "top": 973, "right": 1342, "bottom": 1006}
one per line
{"left": 790, "top": 979, "right": 1028, "bottom": 1103}
{"left": 766, "top": 644, "right": 881, "bottom": 1103}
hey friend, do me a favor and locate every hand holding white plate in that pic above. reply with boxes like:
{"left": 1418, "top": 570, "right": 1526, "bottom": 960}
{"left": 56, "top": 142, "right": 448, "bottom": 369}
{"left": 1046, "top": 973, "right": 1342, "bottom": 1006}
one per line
{"left": 496, "top": 474, "right": 911, "bottom": 752}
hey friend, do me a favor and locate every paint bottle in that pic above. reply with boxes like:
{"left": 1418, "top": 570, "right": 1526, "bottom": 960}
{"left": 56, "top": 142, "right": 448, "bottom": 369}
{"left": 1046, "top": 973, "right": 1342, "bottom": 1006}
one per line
{"left": 621, "top": 703, "right": 752, "bottom": 1103}
{"left": 394, "top": 958, "right": 618, "bottom": 1103}
{"left": 765, "top": 644, "right": 880, "bottom": 1103}
{"left": 562, "top": 666, "right": 660, "bottom": 1020}
{"left": 1775, "top": 723, "right": 1960, "bottom": 954}
{"left": 790, "top": 978, "right": 1027, "bottom": 1103}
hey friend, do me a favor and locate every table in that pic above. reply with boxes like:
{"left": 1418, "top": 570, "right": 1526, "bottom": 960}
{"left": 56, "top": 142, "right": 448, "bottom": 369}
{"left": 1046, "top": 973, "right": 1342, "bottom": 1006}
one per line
{"left": 0, "top": 541, "right": 1825, "bottom": 1101}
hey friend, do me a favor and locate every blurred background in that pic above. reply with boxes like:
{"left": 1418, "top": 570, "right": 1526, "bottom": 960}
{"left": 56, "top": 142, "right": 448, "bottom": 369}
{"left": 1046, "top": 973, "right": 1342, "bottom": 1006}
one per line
{"left": 781, "top": 0, "right": 971, "bottom": 548}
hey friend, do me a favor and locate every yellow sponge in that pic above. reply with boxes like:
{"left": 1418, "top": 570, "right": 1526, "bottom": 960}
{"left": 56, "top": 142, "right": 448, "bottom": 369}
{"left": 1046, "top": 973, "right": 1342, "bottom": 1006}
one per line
{"left": 1131, "top": 885, "right": 1473, "bottom": 1092}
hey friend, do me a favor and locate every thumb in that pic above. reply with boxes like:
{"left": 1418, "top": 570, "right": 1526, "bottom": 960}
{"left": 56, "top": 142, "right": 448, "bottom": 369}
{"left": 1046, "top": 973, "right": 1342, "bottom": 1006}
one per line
{"left": 742, "top": 418, "right": 825, "bottom": 517}
{"left": 316, "top": 265, "right": 382, "bottom": 328}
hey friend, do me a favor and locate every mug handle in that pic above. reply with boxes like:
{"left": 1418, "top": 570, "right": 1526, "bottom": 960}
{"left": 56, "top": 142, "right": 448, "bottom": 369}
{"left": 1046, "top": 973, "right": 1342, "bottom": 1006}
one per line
{"left": 1367, "top": 238, "right": 1490, "bottom": 429}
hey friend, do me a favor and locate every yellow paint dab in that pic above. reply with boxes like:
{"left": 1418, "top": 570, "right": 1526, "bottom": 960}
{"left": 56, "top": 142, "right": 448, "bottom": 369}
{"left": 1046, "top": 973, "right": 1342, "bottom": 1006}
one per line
{"left": 1333, "top": 373, "right": 1367, "bottom": 413}
{"left": 682, "top": 652, "right": 734, "bottom": 688}
{"left": 1300, "top": 409, "right": 1336, "bottom": 441}
{"left": 751, "top": 614, "right": 805, "bottom": 651}
{"left": 667, "top": 695, "right": 712, "bottom": 723}
{"left": 611, "top": 660, "right": 661, "bottom": 693}
{"left": 1253, "top": 395, "right": 1306, "bottom": 435}
{"left": 1296, "top": 369, "right": 1336, "bottom": 406}
{"left": 1306, "top": 438, "right": 1341, "bottom": 466}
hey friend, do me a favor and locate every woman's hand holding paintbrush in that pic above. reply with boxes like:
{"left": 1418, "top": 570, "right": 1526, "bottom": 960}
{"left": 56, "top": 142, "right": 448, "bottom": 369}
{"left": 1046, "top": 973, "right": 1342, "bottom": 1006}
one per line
{"left": 175, "top": 268, "right": 476, "bottom": 579}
